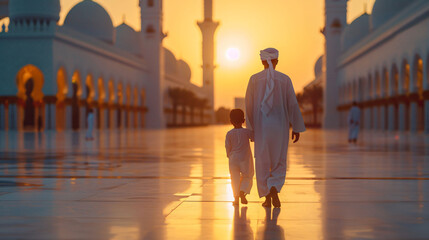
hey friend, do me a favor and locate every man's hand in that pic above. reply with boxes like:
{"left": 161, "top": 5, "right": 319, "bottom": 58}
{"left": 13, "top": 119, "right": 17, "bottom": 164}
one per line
{"left": 291, "top": 131, "right": 300, "bottom": 143}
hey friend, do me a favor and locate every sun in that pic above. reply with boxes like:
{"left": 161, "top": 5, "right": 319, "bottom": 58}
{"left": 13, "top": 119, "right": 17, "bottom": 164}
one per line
{"left": 226, "top": 47, "right": 240, "bottom": 61}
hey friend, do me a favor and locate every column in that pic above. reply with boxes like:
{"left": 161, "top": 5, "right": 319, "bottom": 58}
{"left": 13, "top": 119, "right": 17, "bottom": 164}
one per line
{"left": 425, "top": 100, "right": 429, "bottom": 134}
{"left": 364, "top": 107, "right": 371, "bottom": 129}
{"left": 372, "top": 106, "right": 378, "bottom": 130}
{"left": 0, "top": 104, "right": 4, "bottom": 130}
{"left": 398, "top": 103, "right": 406, "bottom": 131}
{"left": 409, "top": 102, "right": 418, "bottom": 132}
{"left": 380, "top": 105, "right": 385, "bottom": 130}
{"left": 46, "top": 103, "right": 56, "bottom": 130}
{"left": 388, "top": 104, "right": 395, "bottom": 131}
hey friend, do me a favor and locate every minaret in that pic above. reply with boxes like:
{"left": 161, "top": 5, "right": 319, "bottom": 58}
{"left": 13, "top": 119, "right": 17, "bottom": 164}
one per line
{"left": 198, "top": 0, "right": 219, "bottom": 121}
{"left": 323, "top": 0, "right": 347, "bottom": 129}
{"left": 140, "top": 0, "right": 166, "bottom": 128}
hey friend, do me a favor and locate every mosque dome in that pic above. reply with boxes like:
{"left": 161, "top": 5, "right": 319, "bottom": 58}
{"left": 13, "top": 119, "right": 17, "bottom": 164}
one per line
{"left": 371, "top": 0, "right": 417, "bottom": 29}
{"left": 178, "top": 60, "right": 191, "bottom": 82}
{"left": 63, "top": 0, "right": 114, "bottom": 43}
{"left": 115, "top": 23, "right": 141, "bottom": 55}
{"left": 314, "top": 55, "right": 324, "bottom": 78}
{"left": 164, "top": 48, "right": 177, "bottom": 76}
{"left": 9, "top": 0, "right": 60, "bottom": 22}
{"left": 341, "top": 13, "right": 370, "bottom": 51}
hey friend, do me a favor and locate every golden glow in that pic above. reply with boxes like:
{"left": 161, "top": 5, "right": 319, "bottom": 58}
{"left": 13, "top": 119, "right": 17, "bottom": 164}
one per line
{"left": 86, "top": 74, "right": 95, "bottom": 102}
{"left": 416, "top": 58, "right": 423, "bottom": 98}
{"left": 225, "top": 47, "right": 240, "bottom": 61}
{"left": 16, "top": 64, "right": 44, "bottom": 101}
{"left": 0, "top": 0, "right": 376, "bottom": 108}
{"left": 108, "top": 80, "right": 115, "bottom": 103}
{"left": 98, "top": 77, "right": 106, "bottom": 103}
{"left": 56, "top": 67, "right": 68, "bottom": 102}
{"left": 71, "top": 71, "right": 83, "bottom": 97}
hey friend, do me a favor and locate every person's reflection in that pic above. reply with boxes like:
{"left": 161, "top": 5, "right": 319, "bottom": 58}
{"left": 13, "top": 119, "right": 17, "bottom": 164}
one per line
{"left": 233, "top": 206, "right": 253, "bottom": 240}
{"left": 257, "top": 207, "right": 285, "bottom": 240}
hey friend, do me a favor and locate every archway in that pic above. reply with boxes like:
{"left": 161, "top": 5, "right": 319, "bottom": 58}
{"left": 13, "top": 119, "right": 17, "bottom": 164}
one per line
{"left": 16, "top": 64, "right": 44, "bottom": 131}
{"left": 108, "top": 80, "right": 115, "bottom": 129}
{"left": 85, "top": 74, "right": 95, "bottom": 128}
{"left": 125, "top": 85, "right": 131, "bottom": 128}
{"left": 391, "top": 65, "right": 399, "bottom": 130}
{"left": 56, "top": 67, "right": 68, "bottom": 131}
{"left": 141, "top": 88, "right": 146, "bottom": 128}
{"left": 133, "top": 87, "right": 139, "bottom": 128}
{"left": 71, "top": 71, "right": 82, "bottom": 130}
{"left": 414, "top": 56, "right": 424, "bottom": 131}
{"left": 97, "top": 77, "right": 106, "bottom": 129}
{"left": 117, "top": 82, "right": 123, "bottom": 128}
{"left": 382, "top": 68, "right": 389, "bottom": 130}
{"left": 367, "top": 74, "right": 373, "bottom": 129}
{"left": 402, "top": 60, "right": 410, "bottom": 130}
{"left": 375, "top": 71, "right": 381, "bottom": 129}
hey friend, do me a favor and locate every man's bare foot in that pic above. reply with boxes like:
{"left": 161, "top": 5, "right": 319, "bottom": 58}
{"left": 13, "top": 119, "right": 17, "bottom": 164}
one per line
{"left": 270, "top": 186, "right": 281, "bottom": 208}
{"left": 262, "top": 194, "right": 271, "bottom": 208}
{"left": 240, "top": 191, "right": 248, "bottom": 204}
{"left": 233, "top": 197, "right": 239, "bottom": 206}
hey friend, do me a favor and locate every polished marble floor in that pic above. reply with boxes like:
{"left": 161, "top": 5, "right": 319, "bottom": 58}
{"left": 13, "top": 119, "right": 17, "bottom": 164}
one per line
{"left": 0, "top": 126, "right": 428, "bottom": 240}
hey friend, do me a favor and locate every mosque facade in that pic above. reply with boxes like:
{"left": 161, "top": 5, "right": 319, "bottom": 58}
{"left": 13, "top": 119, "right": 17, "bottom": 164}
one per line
{"left": 316, "top": 0, "right": 429, "bottom": 133}
{"left": 0, "top": 0, "right": 215, "bottom": 131}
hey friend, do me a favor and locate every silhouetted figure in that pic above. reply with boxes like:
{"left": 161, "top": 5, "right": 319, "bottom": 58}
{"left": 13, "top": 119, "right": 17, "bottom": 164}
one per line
{"left": 245, "top": 48, "right": 305, "bottom": 208}
{"left": 71, "top": 82, "right": 80, "bottom": 130}
{"left": 23, "top": 79, "right": 35, "bottom": 129}
{"left": 348, "top": 101, "right": 361, "bottom": 143}
{"left": 257, "top": 208, "right": 285, "bottom": 240}
{"left": 233, "top": 207, "right": 254, "bottom": 240}
{"left": 86, "top": 108, "right": 94, "bottom": 140}
{"left": 225, "top": 109, "right": 254, "bottom": 206}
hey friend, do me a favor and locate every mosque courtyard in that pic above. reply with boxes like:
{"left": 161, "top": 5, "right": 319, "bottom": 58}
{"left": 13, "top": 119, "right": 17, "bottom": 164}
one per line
{"left": 0, "top": 126, "right": 428, "bottom": 239}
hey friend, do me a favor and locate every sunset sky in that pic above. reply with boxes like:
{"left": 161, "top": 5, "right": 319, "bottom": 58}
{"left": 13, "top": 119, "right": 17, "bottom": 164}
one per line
{"left": 2, "top": 0, "right": 376, "bottom": 108}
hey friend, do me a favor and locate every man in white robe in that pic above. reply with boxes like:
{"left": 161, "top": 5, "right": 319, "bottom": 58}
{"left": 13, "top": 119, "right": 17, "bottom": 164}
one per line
{"left": 348, "top": 102, "right": 361, "bottom": 143}
{"left": 245, "top": 48, "right": 306, "bottom": 208}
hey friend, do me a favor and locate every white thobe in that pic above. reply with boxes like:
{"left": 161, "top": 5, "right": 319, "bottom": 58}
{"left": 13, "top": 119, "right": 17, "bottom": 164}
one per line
{"left": 348, "top": 106, "right": 361, "bottom": 140}
{"left": 225, "top": 128, "right": 254, "bottom": 196}
{"left": 86, "top": 112, "right": 94, "bottom": 139}
{"left": 245, "top": 69, "right": 306, "bottom": 197}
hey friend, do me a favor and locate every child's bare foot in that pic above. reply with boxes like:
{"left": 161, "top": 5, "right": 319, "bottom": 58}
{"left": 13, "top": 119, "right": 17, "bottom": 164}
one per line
{"left": 270, "top": 186, "right": 281, "bottom": 208}
{"left": 240, "top": 191, "right": 248, "bottom": 204}
{"left": 233, "top": 197, "right": 239, "bottom": 206}
{"left": 262, "top": 194, "right": 271, "bottom": 208}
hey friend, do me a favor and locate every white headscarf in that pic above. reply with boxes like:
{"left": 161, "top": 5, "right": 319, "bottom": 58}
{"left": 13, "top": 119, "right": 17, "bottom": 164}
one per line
{"left": 259, "top": 48, "right": 279, "bottom": 116}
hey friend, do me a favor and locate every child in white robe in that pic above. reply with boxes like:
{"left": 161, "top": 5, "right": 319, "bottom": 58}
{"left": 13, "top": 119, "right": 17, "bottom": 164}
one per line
{"left": 225, "top": 109, "right": 254, "bottom": 206}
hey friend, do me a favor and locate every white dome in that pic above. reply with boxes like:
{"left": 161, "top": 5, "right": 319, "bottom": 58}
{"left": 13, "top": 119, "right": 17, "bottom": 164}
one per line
{"left": 341, "top": 13, "right": 370, "bottom": 50}
{"left": 371, "top": 0, "right": 417, "bottom": 29}
{"left": 9, "top": 0, "right": 60, "bottom": 21}
{"left": 63, "top": 0, "right": 114, "bottom": 43}
{"left": 178, "top": 60, "right": 191, "bottom": 82}
{"left": 314, "top": 55, "right": 324, "bottom": 78}
{"left": 164, "top": 48, "right": 177, "bottom": 76}
{"left": 115, "top": 23, "right": 141, "bottom": 55}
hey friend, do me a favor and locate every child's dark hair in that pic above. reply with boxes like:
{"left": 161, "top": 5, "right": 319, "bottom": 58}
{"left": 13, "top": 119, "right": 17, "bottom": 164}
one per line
{"left": 230, "top": 109, "right": 244, "bottom": 124}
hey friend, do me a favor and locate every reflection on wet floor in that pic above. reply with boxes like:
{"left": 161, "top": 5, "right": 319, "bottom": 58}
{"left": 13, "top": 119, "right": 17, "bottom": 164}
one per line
{"left": 0, "top": 126, "right": 428, "bottom": 239}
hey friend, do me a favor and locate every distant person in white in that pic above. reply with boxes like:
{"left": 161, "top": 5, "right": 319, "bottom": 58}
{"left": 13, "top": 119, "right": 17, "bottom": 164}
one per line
{"left": 86, "top": 108, "right": 95, "bottom": 141}
{"left": 225, "top": 109, "right": 254, "bottom": 206}
{"left": 245, "top": 48, "right": 306, "bottom": 208}
{"left": 348, "top": 102, "right": 361, "bottom": 143}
